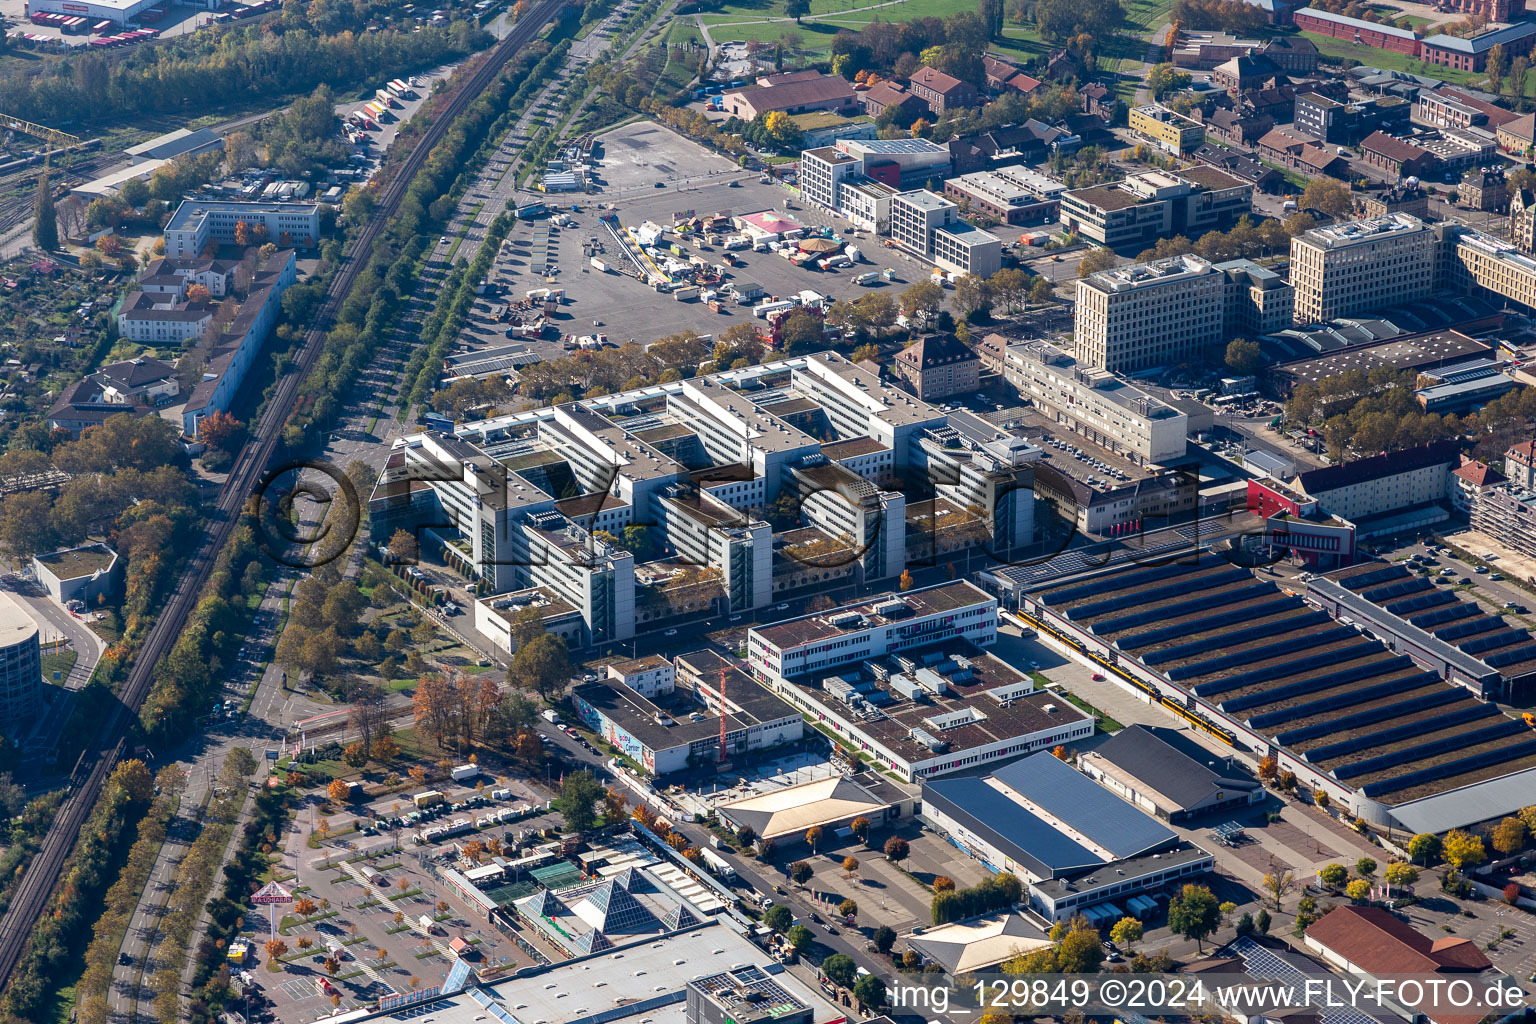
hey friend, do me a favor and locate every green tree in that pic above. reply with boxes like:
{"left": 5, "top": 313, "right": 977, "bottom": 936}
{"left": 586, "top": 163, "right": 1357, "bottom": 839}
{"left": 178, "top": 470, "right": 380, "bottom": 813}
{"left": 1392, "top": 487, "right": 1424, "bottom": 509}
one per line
{"left": 1167, "top": 883, "right": 1221, "bottom": 951}
{"left": 1488, "top": 42, "right": 1507, "bottom": 94}
{"left": 872, "top": 925, "right": 896, "bottom": 954}
{"left": 785, "top": 0, "right": 808, "bottom": 21}
{"left": 790, "top": 860, "right": 813, "bottom": 883}
{"left": 1383, "top": 862, "right": 1419, "bottom": 886}
{"left": 1147, "top": 62, "right": 1190, "bottom": 99}
{"left": 559, "top": 770, "right": 603, "bottom": 832}
{"left": 1055, "top": 916, "right": 1105, "bottom": 973}
{"left": 1225, "top": 338, "right": 1261, "bottom": 376}
{"left": 764, "top": 904, "right": 793, "bottom": 933}
{"left": 951, "top": 273, "right": 993, "bottom": 320}
{"left": 33, "top": 175, "right": 57, "bottom": 251}
{"left": 786, "top": 924, "right": 814, "bottom": 954}
{"left": 1355, "top": 857, "right": 1377, "bottom": 877}
{"left": 1077, "top": 246, "right": 1115, "bottom": 275}
{"left": 1301, "top": 177, "right": 1354, "bottom": 219}
{"left": 852, "top": 974, "right": 887, "bottom": 1010}
{"left": 822, "top": 953, "right": 856, "bottom": 987}
{"left": 1318, "top": 863, "right": 1348, "bottom": 889}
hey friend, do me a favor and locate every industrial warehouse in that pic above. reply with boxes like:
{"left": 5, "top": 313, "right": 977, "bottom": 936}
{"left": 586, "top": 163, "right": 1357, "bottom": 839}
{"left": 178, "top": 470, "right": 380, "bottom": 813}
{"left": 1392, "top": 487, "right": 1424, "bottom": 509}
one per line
{"left": 1016, "top": 556, "right": 1536, "bottom": 836}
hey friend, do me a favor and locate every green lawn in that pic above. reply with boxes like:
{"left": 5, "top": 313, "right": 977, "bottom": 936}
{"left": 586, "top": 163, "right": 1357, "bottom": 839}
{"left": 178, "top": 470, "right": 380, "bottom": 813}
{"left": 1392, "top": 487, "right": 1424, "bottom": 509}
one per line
{"left": 1298, "top": 30, "right": 1478, "bottom": 85}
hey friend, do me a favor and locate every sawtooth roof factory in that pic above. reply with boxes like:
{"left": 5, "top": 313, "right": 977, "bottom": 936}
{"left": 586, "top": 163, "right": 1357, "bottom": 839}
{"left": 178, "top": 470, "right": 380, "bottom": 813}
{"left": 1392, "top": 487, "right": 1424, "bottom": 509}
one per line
{"left": 1015, "top": 556, "right": 1536, "bottom": 835}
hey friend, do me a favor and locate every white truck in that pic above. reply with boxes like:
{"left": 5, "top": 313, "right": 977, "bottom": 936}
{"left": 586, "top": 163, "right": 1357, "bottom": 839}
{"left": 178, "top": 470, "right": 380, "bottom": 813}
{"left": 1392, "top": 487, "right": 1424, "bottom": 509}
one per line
{"left": 673, "top": 286, "right": 701, "bottom": 301}
{"left": 450, "top": 764, "right": 480, "bottom": 782}
{"left": 541, "top": 709, "right": 560, "bottom": 724}
{"left": 852, "top": 271, "right": 878, "bottom": 285}
{"left": 699, "top": 847, "right": 735, "bottom": 880}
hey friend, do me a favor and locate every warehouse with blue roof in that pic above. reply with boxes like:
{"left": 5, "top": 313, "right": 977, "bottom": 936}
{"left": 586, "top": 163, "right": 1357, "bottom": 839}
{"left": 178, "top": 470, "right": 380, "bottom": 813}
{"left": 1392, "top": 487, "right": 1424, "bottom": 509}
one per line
{"left": 921, "top": 751, "right": 1213, "bottom": 922}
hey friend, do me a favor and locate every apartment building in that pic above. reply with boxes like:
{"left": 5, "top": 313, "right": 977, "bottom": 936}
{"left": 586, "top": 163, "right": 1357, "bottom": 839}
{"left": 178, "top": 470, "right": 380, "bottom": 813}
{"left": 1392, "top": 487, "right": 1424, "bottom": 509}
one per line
{"left": 1289, "top": 213, "right": 1436, "bottom": 323}
{"left": 1294, "top": 440, "right": 1458, "bottom": 521}
{"left": 1074, "top": 254, "right": 1227, "bottom": 373}
{"left": 116, "top": 291, "right": 214, "bottom": 343}
{"left": 1059, "top": 168, "right": 1252, "bottom": 249}
{"left": 942, "top": 165, "right": 1065, "bottom": 226}
{"left": 163, "top": 200, "right": 319, "bottom": 259}
{"left": 839, "top": 177, "right": 898, "bottom": 233}
{"left": 1002, "top": 341, "right": 1189, "bottom": 464}
{"left": 834, "top": 138, "right": 951, "bottom": 190}
{"left": 889, "top": 190, "right": 1002, "bottom": 277}
{"left": 1128, "top": 103, "right": 1206, "bottom": 154}
{"left": 893, "top": 334, "right": 981, "bottom": 400}
{"left": 908, "top": 67, "right": 979, "bottom": 114}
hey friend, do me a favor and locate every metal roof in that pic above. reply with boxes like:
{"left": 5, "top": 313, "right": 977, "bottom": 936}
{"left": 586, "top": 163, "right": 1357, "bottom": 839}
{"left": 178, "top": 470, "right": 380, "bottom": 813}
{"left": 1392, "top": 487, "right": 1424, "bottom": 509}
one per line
{"left": 921, "top": 776, "right": 1102, "bottom": 877}
{"left": 992, "top": 751, "right": 1179, "bottom": 859}
{"left": 1389, "top": 764, "right": 1536, "bottom": 833}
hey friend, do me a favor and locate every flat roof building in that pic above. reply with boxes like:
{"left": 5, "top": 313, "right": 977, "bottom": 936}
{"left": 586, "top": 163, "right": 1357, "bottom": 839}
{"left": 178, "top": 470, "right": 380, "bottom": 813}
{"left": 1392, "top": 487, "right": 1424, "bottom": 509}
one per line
{"left": 1060, "top": 168, "right": 1252, "bottom": 250}
{"left": 1289, "top": 213, "right": 1436, "bottom": 323}
{"left": 1074, "top": 254, "right": 1226, "bottom": 373}
{"left": 1002, "top": 341, "right": 1188, "bottom": 464}
{"left": 1129, "top": 103, "right": 1206, "bottom": 153}
{"left": 922, "top": 752, "right": 1214, "bottom": 921}
{"left": 164, "top": 200, "right": 319, "bottom": 258}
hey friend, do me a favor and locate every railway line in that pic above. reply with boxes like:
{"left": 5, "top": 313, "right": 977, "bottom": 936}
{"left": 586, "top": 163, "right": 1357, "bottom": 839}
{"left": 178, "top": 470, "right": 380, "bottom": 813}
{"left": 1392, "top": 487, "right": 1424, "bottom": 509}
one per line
{"left": 0, "top": 0, "right": 565, "bottom": 993}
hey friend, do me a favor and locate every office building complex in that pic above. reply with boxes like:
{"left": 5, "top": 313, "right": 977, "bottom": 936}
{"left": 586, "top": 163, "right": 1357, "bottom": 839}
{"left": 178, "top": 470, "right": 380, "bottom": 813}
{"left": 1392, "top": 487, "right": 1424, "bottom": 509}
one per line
{"left": 1217, "top": 257, "right": 1296, "bottom": 334}
{"left": 942, "top": 165, "right": 1065, "bottom": 225}
{"left": 1289, "top": 214, "right": 1437, "bottom": 323}
{"left": 1002, "top": 342, "right": 1189, "bottom": 464}
{"left": 371, "top": 354, "right": 1038, "bottom": 650}
{"left": 1129, "top": 103, "right": 1206, "bottom": 153}
{"left": 1059, "top": 169, "right": 1252, "bottom": 249}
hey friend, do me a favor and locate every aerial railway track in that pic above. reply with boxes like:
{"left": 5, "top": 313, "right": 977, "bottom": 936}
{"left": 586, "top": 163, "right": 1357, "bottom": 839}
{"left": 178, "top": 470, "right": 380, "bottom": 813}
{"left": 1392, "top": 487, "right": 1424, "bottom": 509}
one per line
{"left": 0, "top": 0, "right": 565, "bottom": 991}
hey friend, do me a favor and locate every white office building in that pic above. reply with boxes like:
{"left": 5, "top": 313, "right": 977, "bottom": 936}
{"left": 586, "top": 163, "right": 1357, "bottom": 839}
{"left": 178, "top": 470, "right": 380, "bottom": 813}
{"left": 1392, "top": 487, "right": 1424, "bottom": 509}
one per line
{"left": 163, "top": 200, "right": 320, "bottom": 258}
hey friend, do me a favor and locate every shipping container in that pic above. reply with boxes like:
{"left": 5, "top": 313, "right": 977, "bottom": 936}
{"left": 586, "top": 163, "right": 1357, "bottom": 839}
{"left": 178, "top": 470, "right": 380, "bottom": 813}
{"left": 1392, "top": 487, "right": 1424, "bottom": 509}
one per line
{"left": 673, "top": 286, "right": 701, "bottom": 301}
{"left": 93, "top": 20, "right": 111, "bottom": 32}
{"left": 590, "top": 257, "right": 608, "bottom": 272}
{"left": 412, "top": 789, "right": 444, "bottom": 808}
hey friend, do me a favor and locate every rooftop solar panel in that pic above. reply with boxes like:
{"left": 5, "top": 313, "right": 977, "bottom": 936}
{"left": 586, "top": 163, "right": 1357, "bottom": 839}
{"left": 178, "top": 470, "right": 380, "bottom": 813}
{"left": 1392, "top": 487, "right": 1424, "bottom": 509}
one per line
{"left": 991, "top": 752, "right": 1177, "bottom": 860}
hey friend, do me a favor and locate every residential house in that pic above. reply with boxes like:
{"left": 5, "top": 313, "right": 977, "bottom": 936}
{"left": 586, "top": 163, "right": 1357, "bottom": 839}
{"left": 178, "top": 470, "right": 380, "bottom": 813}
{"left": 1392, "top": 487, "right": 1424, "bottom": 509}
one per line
{"left": 1451, "top": 456, "right": 1506, "bottom": 512}
{"left": 1497, "top": 112, "right": 1536, "bottom": 156}
{"left": 1081, "top": 82, "right": 1115, "bottom": 121}
{"left": 1214, "top": 53, "right": 1280, "bottom": 94}
{"left": 1199, "top": 106, "right": 1274, "bottom": 147}
{"left": 47, "top": 356, "right": 181, "bottom": 436}
{"left": 1190, "top": 143, "right": 1285, "bottom": 192}
{"left": 982, "top": 55, "right": 1041, "bottom": 97}
{"left": 860, "top": 81, "right": 926, "bottom": 124}
{"left": 1461, "top": 166, "right": 1508, "bottom": 213}
{"left": 908, "top": 67, "right": 979, "bottom": 115}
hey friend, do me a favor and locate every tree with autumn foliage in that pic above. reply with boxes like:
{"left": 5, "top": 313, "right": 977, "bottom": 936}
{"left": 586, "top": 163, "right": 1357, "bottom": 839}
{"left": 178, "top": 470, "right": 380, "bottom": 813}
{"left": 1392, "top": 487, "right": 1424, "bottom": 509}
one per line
{"left": 234, "top": 220, "right": 252, "bottom": 246}
{"left": 326, "top": 778, "right": 351, "bottom": 802}
{"left": 413, "top": 670, "right": 502, "bottom": 749}
{"left": 196, "top": 410, "right": 247, "bottom": 453}
{"left": 265, "top": 939, "right": 288, "bottom": 969}
{"left": 186, "top": 283, "right": 211, "bottom": 304}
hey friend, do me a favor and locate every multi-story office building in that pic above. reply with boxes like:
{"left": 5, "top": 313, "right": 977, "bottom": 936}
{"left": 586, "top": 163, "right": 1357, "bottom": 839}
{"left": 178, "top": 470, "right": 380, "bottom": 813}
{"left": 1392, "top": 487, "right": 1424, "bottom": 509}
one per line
{"left": 942, "top": 165, "right": 1065, "bottom": 225}
{"left": 797, "top": 146, "right": 862, "bottom": 212}
{"left": 747, "top": 582, "right": 1093, "bottom": 782}
{"left": 1059, "top": 168, "right": 1252, "bottom": 249}
{"left": 1074, "top": 254, "right": 1227, "bottom": 373}
{"left": 1289, "top": 213, "right": 1436, "bottom": 323}
{"left": 889, "top": 190, "right": 1003, "bottom": 276}
{"left": 1294, "top": 440, "right": 1458, "bottom": 521}
{"left": 1217, "top": 257, "right": 1296, "bottom": 335}
{"left": 1002, "top": 342, "right": 1188, "bottom": 464}
{"left": 838, "top": 177, "right": 898, "bottom": 232}
{"left": 372, "top": 354, "right": 1035, "bottom": 648}
{"left": 1129, "top": 103, "right": 1206, "bottom": 153}
{"left": 163, "top": 200, "right": 319, "bottom": 258}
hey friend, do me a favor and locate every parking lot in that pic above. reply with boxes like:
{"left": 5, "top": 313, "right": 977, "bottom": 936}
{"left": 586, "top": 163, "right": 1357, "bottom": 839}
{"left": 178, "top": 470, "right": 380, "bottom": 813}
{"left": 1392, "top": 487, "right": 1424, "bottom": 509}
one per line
{"left": 465, "top": 122, "right": 927, "bottom": 356}
{"left": 239, "top": 771, "right": 569, "bottom": 1024}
